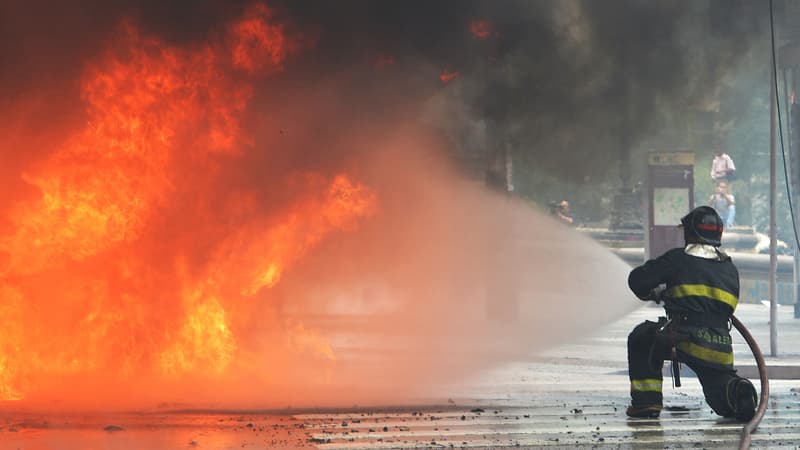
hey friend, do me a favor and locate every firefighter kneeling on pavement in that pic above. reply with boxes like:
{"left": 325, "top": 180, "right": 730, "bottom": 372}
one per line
{"left": 626, "top": 205, "right": 757, "bottom": 421}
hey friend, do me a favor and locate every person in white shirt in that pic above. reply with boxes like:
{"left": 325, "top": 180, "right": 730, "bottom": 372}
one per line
{"left": 710, "top": 151, "right": 736, "bottom": 184}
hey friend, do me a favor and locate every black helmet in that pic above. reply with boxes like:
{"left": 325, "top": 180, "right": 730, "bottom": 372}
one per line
{"left": 680, "top": 206, "right": 724, "bottom": 246}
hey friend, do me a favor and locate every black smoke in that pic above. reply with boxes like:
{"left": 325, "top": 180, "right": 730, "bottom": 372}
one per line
{"left": 271, "top": 0, "right": 767, "bottom": 187}
{"left": 0, "top": 0, "right": 769, "bottom": 185}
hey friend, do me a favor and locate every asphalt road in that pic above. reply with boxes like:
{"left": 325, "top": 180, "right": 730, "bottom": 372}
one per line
{"left": 298, "top": 303, "right": 800, "bottom": 449}
{"left": 2, "top": 303, "right": 798, "bottom": 449}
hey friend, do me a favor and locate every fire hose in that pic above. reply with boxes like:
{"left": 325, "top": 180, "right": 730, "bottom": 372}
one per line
{"left": 730, "top": 314, "right": 769, "bottom": 450}
{"left": 651, "top": 289, "right": 768, "bottom": 448}
{"left": 661, "top": 314, "right": 767, "bottom": 448}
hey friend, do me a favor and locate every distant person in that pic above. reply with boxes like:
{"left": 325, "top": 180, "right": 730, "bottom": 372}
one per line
{"left": 549, "top": 200, "right": 573, "bottom": 225}
{"left": 710, "top": 150, "right": 736, "bottom": 184}
{"left": 708, "top": 182, "right": 735, "bottom": 227}
{"left": 624, "top": 206, "right": 756, "bottom": 422}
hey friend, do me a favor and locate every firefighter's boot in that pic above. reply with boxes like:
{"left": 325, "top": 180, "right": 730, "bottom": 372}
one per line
{"left": 733, "top": 379, "right": 757, "bottom": 422}
{"left": 625, "top": 404, "right": 661, "bottom": 419}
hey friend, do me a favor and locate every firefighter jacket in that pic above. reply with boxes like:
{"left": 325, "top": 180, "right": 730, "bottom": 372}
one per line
{"left": 628, "top": 244, "right": 739, "bottom": 371}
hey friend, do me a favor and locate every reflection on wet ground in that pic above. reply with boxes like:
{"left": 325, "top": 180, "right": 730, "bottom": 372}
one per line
{"left": 1, "top": 390, "right": 798, "bottom": 450}
{"left": 0, "top": 411, "right": 308, "bottom": 449}
{"left": 2, "top": 305, "right": 799, "bottom": 449}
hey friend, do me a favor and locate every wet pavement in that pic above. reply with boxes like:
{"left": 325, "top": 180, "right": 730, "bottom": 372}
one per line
{"left": 1, "top": 303, "right": 799, "bottom": 449}
{"left": 297, "top": 302, "right": 800, "bottom": 449}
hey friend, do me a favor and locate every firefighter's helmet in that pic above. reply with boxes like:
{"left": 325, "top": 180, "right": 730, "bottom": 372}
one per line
{"left": 680, "top": 206, "right": 724, "bottom": 246}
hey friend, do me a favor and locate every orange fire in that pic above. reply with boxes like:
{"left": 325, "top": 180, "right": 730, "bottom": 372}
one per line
{"left": 440, "top": 69, "right": 460, "bottom": 84}
{"left": 469, "top": 19, "right": 493, "bottom": 40}
{"left": 0, "top": 3, "right": 377, "bottom": 402}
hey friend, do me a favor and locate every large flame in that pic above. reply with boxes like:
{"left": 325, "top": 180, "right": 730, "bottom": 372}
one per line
{"left": 0, "top": 3, "right": 376, "bottom": 403}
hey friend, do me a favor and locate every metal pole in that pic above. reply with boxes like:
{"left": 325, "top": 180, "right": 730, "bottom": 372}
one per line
{"left": 784, "top": 68, "right": 791, "bottom": 167}
{"left": 792, "top": 70, "right": 800, "bottom": 320}
{"left": 770, "top": 55, "right": 778, "bottom": 357}
{"left": 781, "top": 66, "right": 793, "bottom": 318}
{"left": 792, "top": 69, "right": 800, "bottom": 320}
{"left": 796, "top": 238, "right": 799, "bottom": 319}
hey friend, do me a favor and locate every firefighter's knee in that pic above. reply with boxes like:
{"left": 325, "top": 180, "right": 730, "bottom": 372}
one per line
{"left": 628, "top": 321, "right": 657, "bottom": 351}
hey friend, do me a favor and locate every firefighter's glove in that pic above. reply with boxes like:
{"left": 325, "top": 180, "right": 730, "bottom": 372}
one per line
{"left": 647, "top": 284, "right": 667, "bottom": 304}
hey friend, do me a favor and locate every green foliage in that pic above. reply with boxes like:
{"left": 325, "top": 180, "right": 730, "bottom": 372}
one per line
{"left": 708, "top": 40, "right": 797, "bottom": 250}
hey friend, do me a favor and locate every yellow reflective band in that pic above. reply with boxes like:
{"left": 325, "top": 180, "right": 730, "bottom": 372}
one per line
{"left": 677, "top": 341, "right": 734, "bottom": 366}
{"left": 668, "top": 284, "right": 738, "bottom": 310}
{"left": 631, "top": 379, "right": 662, "bottom": 392}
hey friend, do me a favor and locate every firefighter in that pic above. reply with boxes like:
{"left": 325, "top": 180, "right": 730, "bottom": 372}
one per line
{"left": 625, "top": 206, "right": 757, "bottom": 421}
